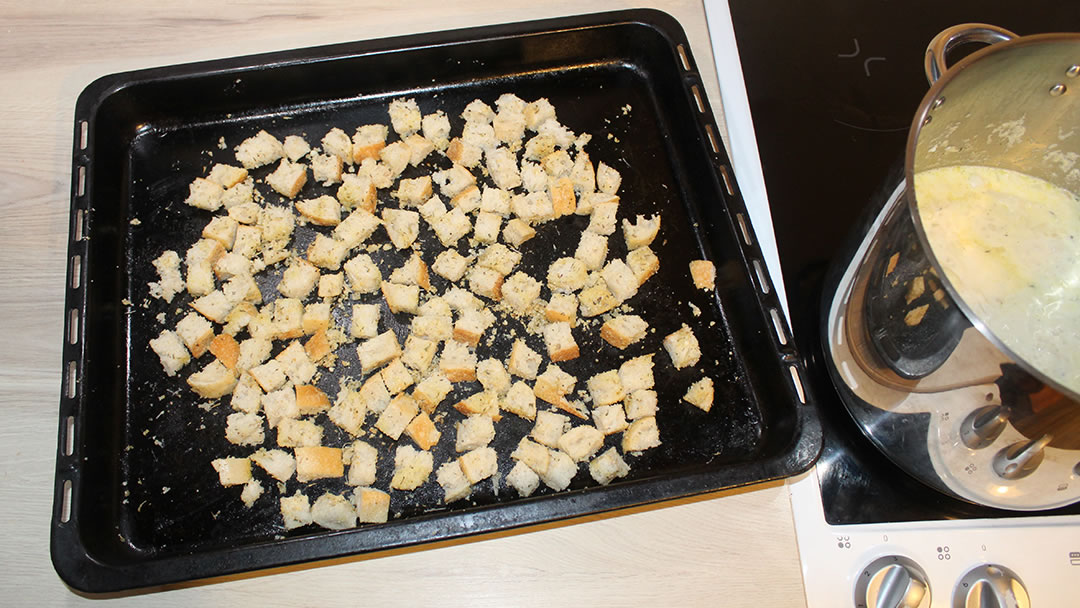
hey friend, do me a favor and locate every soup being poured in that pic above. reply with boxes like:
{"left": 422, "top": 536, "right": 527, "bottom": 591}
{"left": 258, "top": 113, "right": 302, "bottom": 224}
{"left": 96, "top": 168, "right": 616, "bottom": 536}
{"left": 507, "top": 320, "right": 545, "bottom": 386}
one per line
{"left": 914, "top": 165, "right": 1080, "bottom": 395}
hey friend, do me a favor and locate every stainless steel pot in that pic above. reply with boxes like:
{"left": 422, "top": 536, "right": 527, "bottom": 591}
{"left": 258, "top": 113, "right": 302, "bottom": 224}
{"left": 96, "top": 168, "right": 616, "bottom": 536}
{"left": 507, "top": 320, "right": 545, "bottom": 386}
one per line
{"left": 823, "top": 24, "right": 1080, "bottom": 510}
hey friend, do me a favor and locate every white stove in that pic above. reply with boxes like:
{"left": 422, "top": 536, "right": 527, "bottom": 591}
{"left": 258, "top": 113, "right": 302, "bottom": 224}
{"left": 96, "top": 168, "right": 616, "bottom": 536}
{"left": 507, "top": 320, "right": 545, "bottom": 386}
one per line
{"left": 702, "top": 1, "right": 1080, "bottom": 606}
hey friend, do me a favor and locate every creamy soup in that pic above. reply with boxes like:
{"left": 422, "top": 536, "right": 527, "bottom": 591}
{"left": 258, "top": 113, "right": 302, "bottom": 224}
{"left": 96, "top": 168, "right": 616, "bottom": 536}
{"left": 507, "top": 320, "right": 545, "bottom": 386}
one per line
{"left": 915, "top": 165, "right": 1080, "bottom": 395}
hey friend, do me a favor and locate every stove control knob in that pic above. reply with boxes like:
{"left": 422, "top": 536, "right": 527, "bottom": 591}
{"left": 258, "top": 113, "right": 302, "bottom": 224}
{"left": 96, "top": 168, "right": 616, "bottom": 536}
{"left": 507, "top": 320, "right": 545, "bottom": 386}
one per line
{"left": 959, "top": 404, "right": 1009, "bottom": 449}
{"left": 992, "top": 434, "right": 1052, "bottom": 480}
{"left": 952, "top": 564, "right": 1029, "bottom": 608}
{"left": 854, "top": 556, "right": 930, "bottom": 608}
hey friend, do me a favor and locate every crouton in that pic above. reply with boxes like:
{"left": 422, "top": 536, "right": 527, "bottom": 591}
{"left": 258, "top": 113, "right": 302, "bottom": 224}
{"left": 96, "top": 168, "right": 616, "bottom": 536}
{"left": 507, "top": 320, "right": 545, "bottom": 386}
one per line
{"left": 295, "top": 195, "right": 341, "bottom": 226}
{"left": 390, "top": 445, "right": 433, "bottom": 491}
{"left": 357, "top": 330, "right": 401, "bottom": 373}
{"left": 381, "top": 281, "right": 420, "bottom": 315}
{"left": 355, "top": 487, "right": 391, "bottom": 523}
{"left": 690, "top": 260, "right": 717, "bottom": 290}
{"left": 225, "top": 411, "right": 265, "bottom": 446}
{"left": 212, "top": 457, "right": 251, "bottom": 487}
{"left": 600, "top": 315, "right": 649, "bottom": 349}
{"left": 683, "top": 377, "right": 714, "bottom": 412}
{"left": 150, "top": 329, "right": 190, "bottom": 376}
{"left": 458, "top": 447, "right": 498, "bottom": 484}
{"left": 266, "top": 159, "right": 308, "bottom": 198}
{"left": 437, "top": 461, "right": 471, "bottom": 503}
{"left": 439, "top": 339, "right": 477, "bottom": 382}
{"left": 558, "top": 425, "right": 604, "bottom": 462}
{"left": 589, "top": 447, "right": 630, "bottom": 485}
{"left": 663, "top": 324, "right": 702, "bottom": 369}
{"left": 622, "top": 416, "right": 661, "bottom": 453}
{"left": 375, "top": 393, "right": 420, "bottom": 440}
{"left": 455, "top": 414, "right": 496, "bottom": 452}
{"left": 626, "top": 246, "right": 660, "bottom": 286}
{"left": 295, "top": 446, "right": 344, "bottom": 482}
{"left": 542, "top": 321, "right": 579, "bottom": 362}
{"left": 187, "top": 360, "right": 238, "bottom": 399}
{"left": 235, "top": 130, "right": 284, "bottom": 169}
{"left": 587, "top": 369, "right": 625, "bottom": 407}
{"left": 346, "top": 441, "right": 378, "bottom": 486}
{"left": 507, "top": 339, "right": 543, "bottom": 380}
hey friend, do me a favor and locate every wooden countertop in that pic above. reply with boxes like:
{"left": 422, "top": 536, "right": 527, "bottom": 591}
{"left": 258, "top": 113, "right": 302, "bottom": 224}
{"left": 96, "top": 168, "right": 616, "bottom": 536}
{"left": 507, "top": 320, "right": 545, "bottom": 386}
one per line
{"left": 0, "top": 1, "right": 807, "bottom": 604}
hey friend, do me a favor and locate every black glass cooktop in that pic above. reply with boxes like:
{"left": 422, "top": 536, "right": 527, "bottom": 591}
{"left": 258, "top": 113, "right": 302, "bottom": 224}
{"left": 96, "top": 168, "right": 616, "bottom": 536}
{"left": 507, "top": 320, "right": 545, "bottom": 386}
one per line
{"left": 727, "top": 0, "right": 1080, "bottom": 524}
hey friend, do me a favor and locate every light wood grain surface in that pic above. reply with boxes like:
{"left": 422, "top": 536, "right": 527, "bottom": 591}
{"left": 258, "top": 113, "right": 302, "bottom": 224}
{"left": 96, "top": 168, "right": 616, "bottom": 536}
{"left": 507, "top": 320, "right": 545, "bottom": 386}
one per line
{"left": 0, "top": 1, "right": 808, "bottom": 605}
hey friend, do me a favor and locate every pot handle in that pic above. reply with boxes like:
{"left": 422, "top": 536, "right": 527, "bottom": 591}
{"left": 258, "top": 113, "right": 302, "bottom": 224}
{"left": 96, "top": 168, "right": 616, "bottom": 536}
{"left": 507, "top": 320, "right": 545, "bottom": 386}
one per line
{"left": 924, "top": 23, "right": 1017, "bottom": 84}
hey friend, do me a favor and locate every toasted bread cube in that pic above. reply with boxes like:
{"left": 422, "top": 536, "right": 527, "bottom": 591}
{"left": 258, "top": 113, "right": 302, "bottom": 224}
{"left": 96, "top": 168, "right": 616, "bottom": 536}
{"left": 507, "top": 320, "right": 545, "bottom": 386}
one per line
{"left": 475, "top": 359, "right": 511, "bottom": 396}
{"left": 236, "top": 335, "right": 272, "bottom": 371}
{"left": 207, "top": 163, "right": 249, "bottom": 188}
{"left": 570, "top": 151, "right": 596, "bottom": 194}
{"left": 574, "top": 231, "right": 608, "bottom": 271}
{"left": 453, "top": 390, "right": 500, "bottom": 419}
{"left": 272, "top": 297, "right": 304, "bottom": 340}
{"left": 617, "top": 354, "right": 655, "bottom": 393}
{"left": 544, "top": 293, "right": 578, "bottom": 324}
{"left": 213, "top": 252, "right": 252, "bottom": 281}
{"left": 480, "top": 187, "right": 511, "bottom": 215}
{"left": 405, "top": 411, "right": 441, "bottom": 451}
{"left": 250, "top": 360, "right": 288, "bottom": 393}
{"left": 389, "top": 98, "right": 422, "bottom": 137}
{"left": 278, "top": 260, "right": 319, "bottom": 299}
{"left": 502, "top": 218, "right": 536, "bottom": 247}
{"left": 531, "top": 410, "right": 570, "bottom": 448}
{"left": 558, "top": 425, "right": 604, "bottom": 462}
{"left": 202, "top": 215, "right": 239, "bottom": 250}
{"left": 221, "top": 179, "right": 255, "bottom": 210}
{"left": 543, "top": 322, "right": 579, "bottom": 362}
{"left": 443, "top": 287, "right": 482, "bottom": 312}
{"left": 683, "top": 377, "right": 715, "bottom": 412}
{"left": 295, "top": 446, "right": 344, "bottom": 482}
{"left": 622, "top": 416, "right": 661, "bottom": 453}
{"left": 502, "top": 381, "right": 537, "bottom": 420}
{"left": 411, "top": 313, "right": 454, "bottom": 342}
{"left": 501, "top": 271, "right": 542, "bottom": 314}
{"left": 541, "top": 149, "right": 573, "bottom": 177}
{"left": 467, "top": 266, "right": 503, "bottom": 301}
{"left": 451, "top": 184, "right": 482, "bottom": 213}
{"left": 390, "top": 445, "right": 433, "bottom": 490}
{"left": 381, "top": 281, "right": 420, "bottom": 315}
{"left": 328, "top": 388, "right": 368, "bottom": 437}
{"left": 311, "top": 492, "right": 357, "bottom": 530}
{"left": 318, "top": 272, "right": 344, "bottom": 298}
{"left": 346, "top": 441, "right": 378, "bottom": 486}
{"left": 539, "top": 449, "right": 576, "bottom": 491}
{"left": 251, "top": 448, "right": 296, "bottom": 482}
{"left": 592, "top": 404, "right": 629, "bottom": 436}
{"left": 511, "top": 191, "right": 554, "bottom": 224}
{"left": 589, "top": 447, "right": 630, "bottom": 485}
{"left": 524, "top": 98, "right": 556, "bottom": 131}
{"left": 187, "top": 360, "right": 238, "bottom": 399}
{"left": 295, "top": 384, "right": 331, "bottom": 415}
{"left": 337, "top": 174, "right": 377, "bottom": 213}
{"left": 690, "top": 260, "right": 717, "bottom": 290}
{"left": 587, "top": 370, "right": 625, "bottom": 407}
{"left": 422, "top": 111, "right": 451, "bottom": 150}
{"left": 295, "top": 195, "right": 341, "bottom": 226}
{"left": 437, "top": 461, "right": 472, "bottom": 503}
{"left": 280, "top": 491, "right": 312, "bottom": 530}
{"left": 357, "top": 330, "right": 401, "bottom": 373}
{"left": 596, "top": 161, "right": 622, "bottom": 194}
{"left": 276, "top": 341, "right": 317, "bottom": 384}
{"left": 150, "top": 329, "right": 191, "bottom": 376}
{"left": 262, "top": 385, "right": 298, "bottom": 428}
{"left": 375, "top": 393, "right": 420, "bottom": 440}
{"left": 473, "top": 211, "right": 502, "bottom": 244}
{"left": 343, "top": 254, "right": 382, "bottom": 294}
{"left": 176, "top": 312, "right": 214, "bottom": 358}
{"left": 459, "top": 447, "right": 498, "bottom": 484}
{"left": 578, "top": 282, "right": 618, "bottom": 317}
{"left": 413, "top": 372, "right": 452, "bottom": 414}
{"left": 395, "top": 175, "right": 433, "bottom": 207}
{"left": 185, "top": 177, "right": 224, "bottom": 212}
{"left": 350, "top": 303, "right": 380, "bottom": 340}
{"left": 381, "top": 359, "right": 416, "bottom": 395}
{"left": 150, "top": 250, "right": 185, "bottom": 303}
{"left": 602, "top": 259, "right": 639, "bottom": 303}
{"left": 209, "top": 333, "right": 240, "bottom": 370}
{"left": 358, "top": 372, "right": 392, "bottom": 414}
{"left": 418, "top": 195, "right": 448, "bottom": 225}
{"left": 352, "top": 124, "right": 387, "bottom": 163}
{"left": 282, "top": 135, "right": 310, "bottom": 162}
{"left": 455, "top": 414, "right": 495, "bottom": 452}
{"left": 520, "top": 159, "right": 547, "bottom": 193}
{"left": 304, "top": 329, "right": 333, "bottom": 363}
{"left": 547, "top": 257, "right": 588, "bottom": 293}
{"left": 627, "top": 246, "right": 660, "bottom": 286}
{"left": 507, "top": 461, "right": 541, "bottom": 497}
{"left": 477, "top": 243, "right": 522, "bottom": 276}
{"left": 433, "top": 164, "right": 476, "bottom": 198}
{"left": 600, "top": 315, "right": 649, "bottom": 350}
{"left": 663, "top": 324, "right": 702, "bottom": 370}
{"left": 266, "top": 159, "right": 308, "bottom": 198}
{"left": 276, "top": 417, "right": 324, "bottom": 448}
{"left": 191, "top": 290, "right": 234, "bottom": 324}
{"left": 310, "top": 152, "right": 343, "bottom": 185}
{"left": 510, "top": 437, "right": 550, "bottom": 475}
{"left": 446, "top": 137, "right": 483, "bottom": 168}
{"left": 587, "top": 202, "right": 619, "bottom": 236}
{"left": 257, "top": 205, "right": 295, "bottom": 243}
{"left": 622, "top": 214, "right": 661, "bottom": 250}
{"left": 550, "top": 177, "right": 577, "bottom": 217}
{"left": 354, "top": 487, "right": 391, "bottom": 523}
{"left": 228, "top": 202, "right": 262, "bottom": 226}
{"left": 233, "top": 225, "right": 262, "bottom": 259}
{"left": 432, "top": 207, "right": 472, "bottom": 247}
{"left": 382, "top": 208, "right": 420, "bottom": 249}
{"left": 302, "top": 302, "right": 331, "bottom": 335}
{"left": 212, "top": 457, "right": 251, "bottom": 487}
{"left": 322, "top": 127, "right": 354, "bottom": 164}
{"left": 508, "top": 339, "right": 543, "bottom": 380}
{"left": 624, "top": 389, "right": 658, "bottom": 420}
{"left": 432, "top": 249, "right": 470, "bottom": 283}
{"left": 225, "top": 411, "right": 265, "bottom": 446}
{"left": 486, "top": 146, "right": 522, "bottom": 190}
{"left": 401, "top": 334, "right": 438, "bottom": 373}
{"left": 534, "top": 365, "right": 580, "bottom": 416}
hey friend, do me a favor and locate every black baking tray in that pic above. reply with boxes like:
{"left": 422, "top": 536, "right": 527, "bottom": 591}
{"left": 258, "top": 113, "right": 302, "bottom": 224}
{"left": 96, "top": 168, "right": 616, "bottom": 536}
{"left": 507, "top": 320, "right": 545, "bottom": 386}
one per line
{"left": 52, "top": 9, "right": 821, "bottom": 593}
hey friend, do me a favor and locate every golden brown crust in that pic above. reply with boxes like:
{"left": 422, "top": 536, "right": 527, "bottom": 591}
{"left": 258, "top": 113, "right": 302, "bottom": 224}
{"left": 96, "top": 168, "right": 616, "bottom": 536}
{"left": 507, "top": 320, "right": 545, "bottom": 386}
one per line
{"left": 549, "top": 346, "right": 579, "bottom": 362}
{"left": 304, "top": 329, "right": 332, "bottom": 362}
{"left": 295, "top": 384, "right": 331, "bottom": 415}
{"left": 352, "top": 142, "right": 385, "bottom": 164}
{"left": 209, "top": 333, "right": 240, "bottom": 370}
{"left": 404, "top": 412, "right": 441, "bottom": 450}
{"left": 550, "top": 177, "right": 576, "bottom": 217}
{"left": 294, "top": 446, "right": 344, "bottom": 482}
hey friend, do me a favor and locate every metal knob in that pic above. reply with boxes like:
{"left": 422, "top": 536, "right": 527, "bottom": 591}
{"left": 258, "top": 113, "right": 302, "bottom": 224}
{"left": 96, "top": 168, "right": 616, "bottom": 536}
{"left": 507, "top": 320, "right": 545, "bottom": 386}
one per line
{"left": 960, "top": 404, "right": 1009, "bottom": 449}
{"left": 992, "top": 434, "right": 1052, "bottom": 480}
{"left": 953, "top": 564, "right": 1029, "bottom": 608}
{"left": 855, "top": 556, "right": 931, "bottom": 608}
